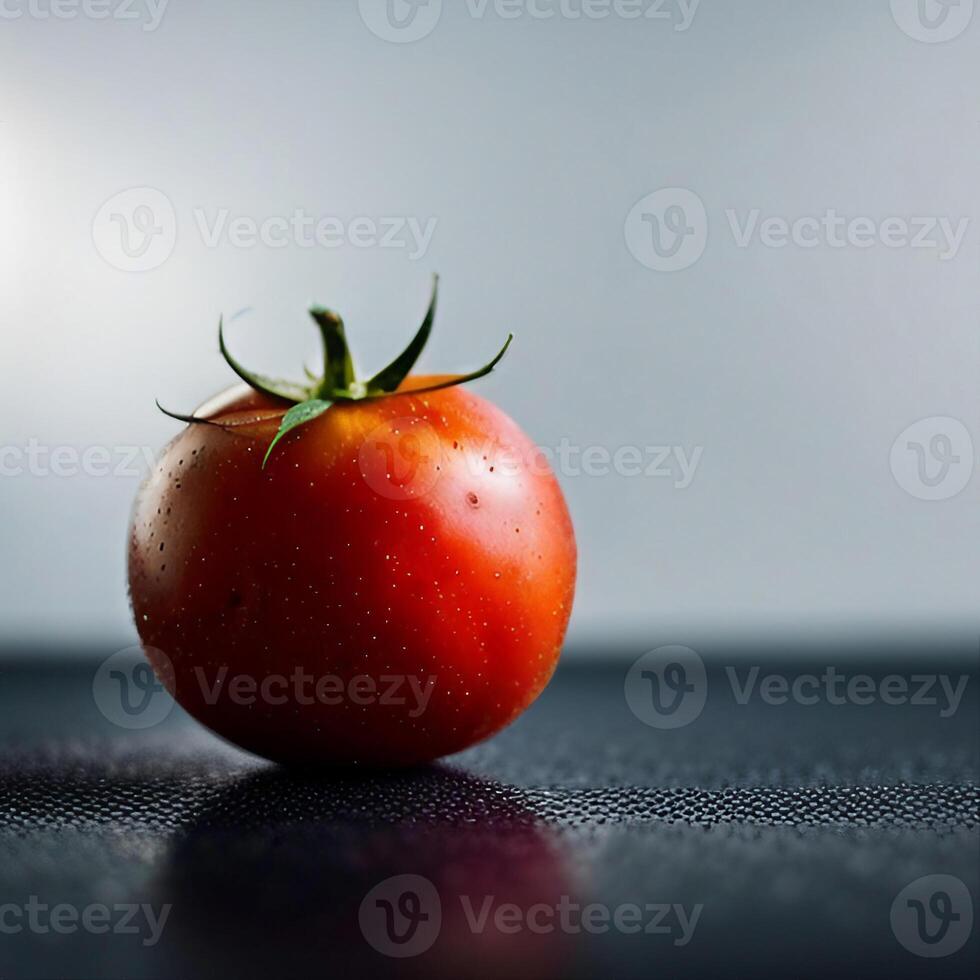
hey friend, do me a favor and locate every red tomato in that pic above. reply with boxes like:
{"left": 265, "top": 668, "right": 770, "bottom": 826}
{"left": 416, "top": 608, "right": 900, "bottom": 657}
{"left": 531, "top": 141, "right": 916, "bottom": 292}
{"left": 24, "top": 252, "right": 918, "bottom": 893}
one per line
{"left": 129, "top": 365, "right": 576, "bottom": 765}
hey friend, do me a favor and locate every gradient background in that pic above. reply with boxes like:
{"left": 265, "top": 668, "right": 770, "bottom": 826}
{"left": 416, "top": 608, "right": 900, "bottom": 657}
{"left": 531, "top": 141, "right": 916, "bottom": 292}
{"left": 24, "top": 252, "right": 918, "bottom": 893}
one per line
{"left": 1, "top": 0, "right": 979, "bottom": 652}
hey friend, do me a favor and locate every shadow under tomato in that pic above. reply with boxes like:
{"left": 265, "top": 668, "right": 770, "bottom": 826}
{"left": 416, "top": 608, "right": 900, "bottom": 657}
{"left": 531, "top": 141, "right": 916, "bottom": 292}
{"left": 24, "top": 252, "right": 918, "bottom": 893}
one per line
{"left": 153, "top": 765, "right": 583, "bottom": 979}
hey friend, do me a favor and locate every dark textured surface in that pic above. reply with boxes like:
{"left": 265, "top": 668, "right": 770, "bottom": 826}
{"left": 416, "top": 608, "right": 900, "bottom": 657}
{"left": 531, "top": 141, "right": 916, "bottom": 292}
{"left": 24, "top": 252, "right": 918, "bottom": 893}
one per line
{"left": 0, "top": 650, "right": 978, "bottom": 978}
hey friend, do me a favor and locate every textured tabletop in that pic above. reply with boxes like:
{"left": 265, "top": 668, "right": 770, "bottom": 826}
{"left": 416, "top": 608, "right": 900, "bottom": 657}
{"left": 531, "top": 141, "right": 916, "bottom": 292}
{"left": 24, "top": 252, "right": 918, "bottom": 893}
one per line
{"left": 0, "top": 648, "right": 977, "bottom": 979}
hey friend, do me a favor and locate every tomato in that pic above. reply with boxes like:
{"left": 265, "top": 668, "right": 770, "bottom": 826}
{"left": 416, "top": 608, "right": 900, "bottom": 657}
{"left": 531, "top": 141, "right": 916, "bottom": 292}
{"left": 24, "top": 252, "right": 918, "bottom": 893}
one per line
{"left": 128, "top": 281, "right": 576, "bottom": 766}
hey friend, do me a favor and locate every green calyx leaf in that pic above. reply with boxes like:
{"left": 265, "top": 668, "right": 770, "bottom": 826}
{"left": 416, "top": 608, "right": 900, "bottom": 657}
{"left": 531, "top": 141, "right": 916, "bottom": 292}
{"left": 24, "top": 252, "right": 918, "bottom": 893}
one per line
{"left": 363, "top": 332, "right": 513, "bottom": 401}
{"left": 365, "top": 275, "right": 438, "bottom": 394}
{"left": 159, "top": 276, "right": 513, "bottom": 467}
{"left": 155, "top": 400, "right": 220, "bottom": 427}
{"left": 218, "top": 317, "right": 313, "bottom": 403}
{"left": 262, "top": 399, "right": 331, "bottom": 468}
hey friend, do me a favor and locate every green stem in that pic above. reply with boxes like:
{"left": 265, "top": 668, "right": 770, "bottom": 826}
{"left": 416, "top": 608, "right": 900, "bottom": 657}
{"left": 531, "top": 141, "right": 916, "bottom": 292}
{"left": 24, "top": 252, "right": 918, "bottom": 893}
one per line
{"left": 159, "top": 278, "right": 516, "bottom": 469}
{"left": 309, "top": 308, "right": 355, "bottom": 395}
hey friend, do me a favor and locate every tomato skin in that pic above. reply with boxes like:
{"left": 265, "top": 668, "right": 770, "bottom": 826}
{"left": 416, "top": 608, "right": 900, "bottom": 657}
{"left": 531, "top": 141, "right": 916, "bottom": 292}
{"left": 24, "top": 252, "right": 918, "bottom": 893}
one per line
{"left": 128, "top": 381, "right": 576, "bottom": 766}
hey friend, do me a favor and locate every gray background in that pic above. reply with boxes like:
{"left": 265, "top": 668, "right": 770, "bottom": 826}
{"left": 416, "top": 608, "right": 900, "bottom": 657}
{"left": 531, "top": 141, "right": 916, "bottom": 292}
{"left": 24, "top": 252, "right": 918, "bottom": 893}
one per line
{"left": 1, "top": 0, "right": 979, "bottom": 651}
